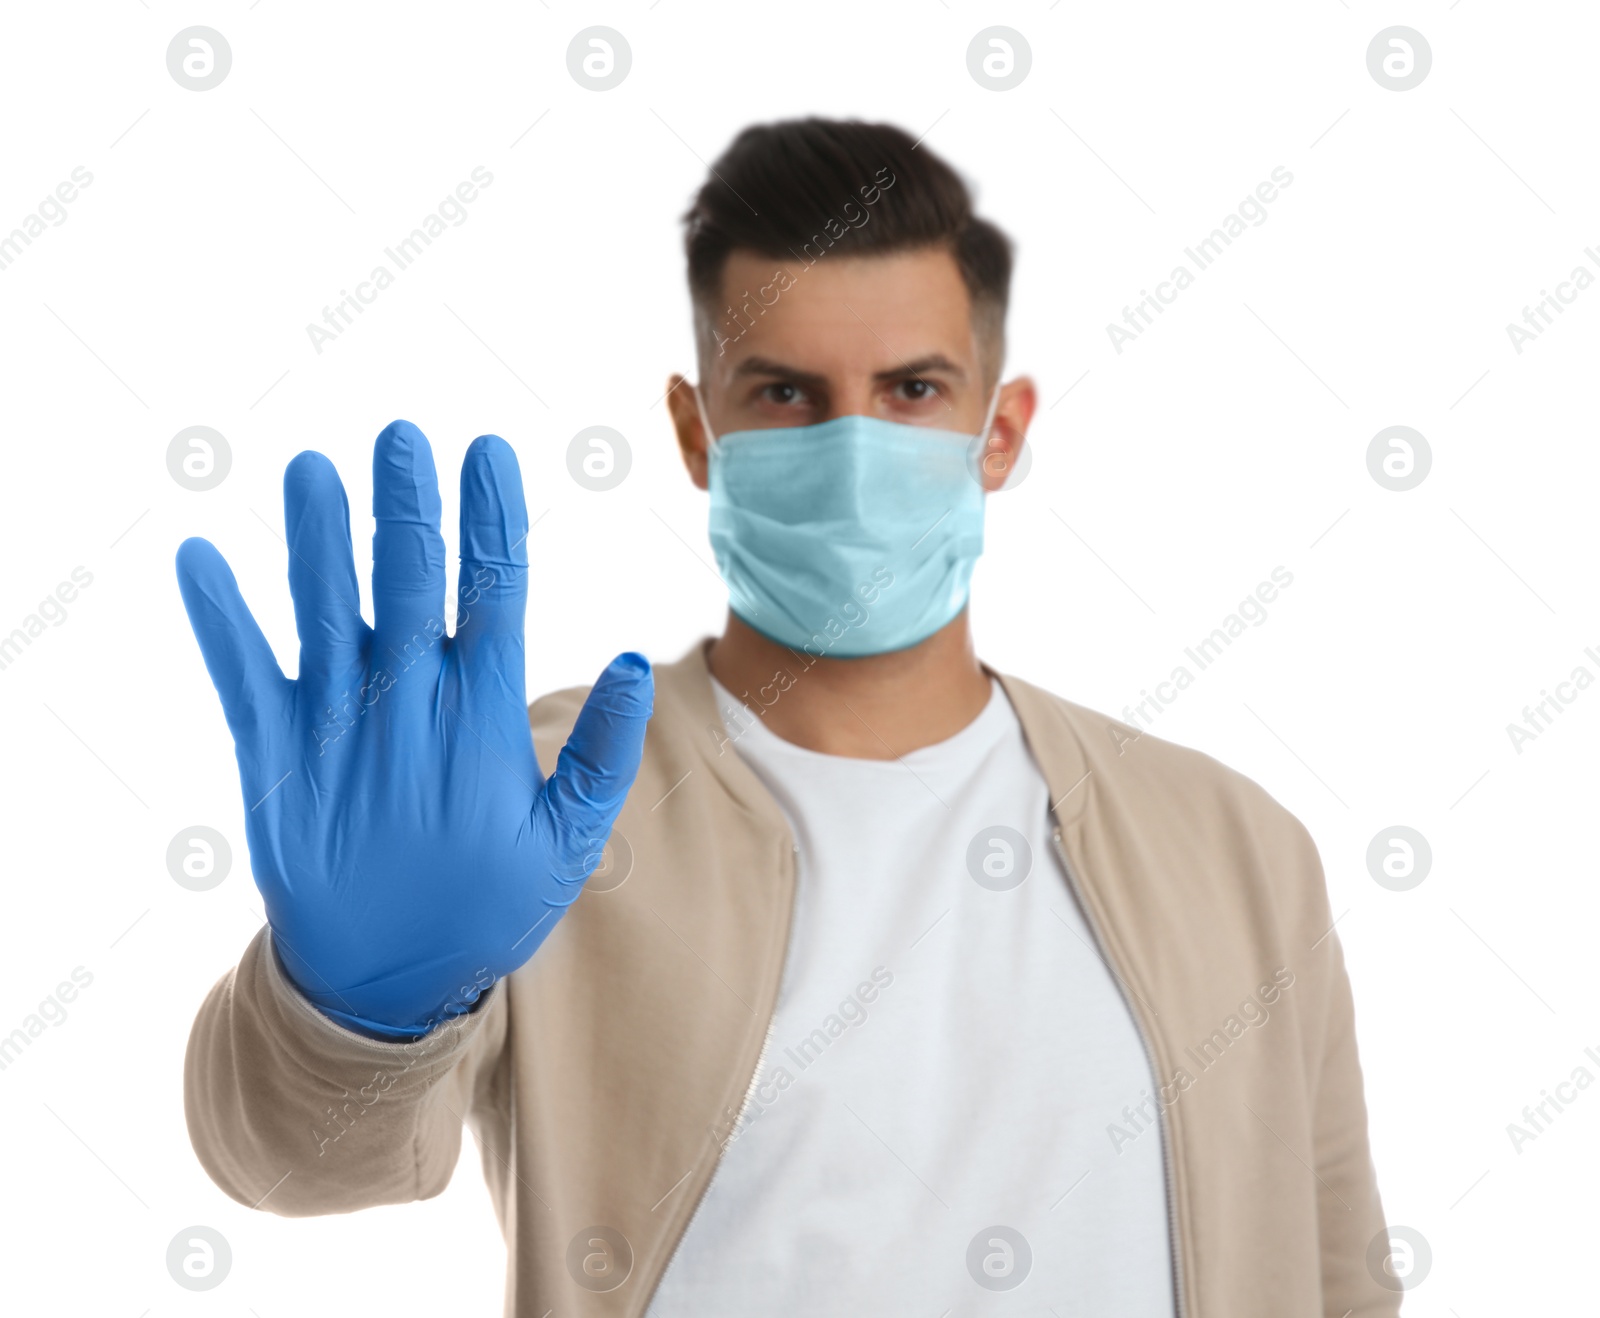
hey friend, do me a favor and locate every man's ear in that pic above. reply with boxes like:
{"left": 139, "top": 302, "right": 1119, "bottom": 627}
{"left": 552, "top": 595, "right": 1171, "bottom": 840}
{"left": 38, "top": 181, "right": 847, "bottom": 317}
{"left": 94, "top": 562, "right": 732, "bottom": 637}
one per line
{"left": 665, "top": 372, "right": 710, "bottom": 491}
{"left": 975, "top": 375, "right": 1038, "bottom": 493}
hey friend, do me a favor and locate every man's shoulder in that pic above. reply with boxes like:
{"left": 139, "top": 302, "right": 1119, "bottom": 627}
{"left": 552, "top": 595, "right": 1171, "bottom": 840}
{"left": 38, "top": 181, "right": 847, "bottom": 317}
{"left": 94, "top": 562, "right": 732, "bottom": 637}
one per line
{"left": 998, "top": 669, "right": 1315, "bottom": 853}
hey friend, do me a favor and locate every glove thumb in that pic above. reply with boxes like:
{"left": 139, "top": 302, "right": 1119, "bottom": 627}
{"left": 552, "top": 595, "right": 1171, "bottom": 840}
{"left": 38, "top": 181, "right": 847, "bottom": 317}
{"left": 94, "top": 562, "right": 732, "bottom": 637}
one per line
{"left": 540, "top": 652, "right": 654, "bottom": 875}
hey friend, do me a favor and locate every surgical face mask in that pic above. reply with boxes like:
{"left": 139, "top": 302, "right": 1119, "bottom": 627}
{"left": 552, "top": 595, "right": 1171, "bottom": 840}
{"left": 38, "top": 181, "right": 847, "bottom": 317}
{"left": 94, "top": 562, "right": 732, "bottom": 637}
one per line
{"left": 696, "top": 382, "right": 1002, "bottom": 659}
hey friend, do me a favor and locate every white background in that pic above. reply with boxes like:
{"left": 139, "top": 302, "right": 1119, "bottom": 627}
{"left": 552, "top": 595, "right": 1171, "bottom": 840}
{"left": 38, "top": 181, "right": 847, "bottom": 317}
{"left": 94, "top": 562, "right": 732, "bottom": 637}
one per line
{"left": 0, "top": 2, "right": 1595, "bottom": 1314}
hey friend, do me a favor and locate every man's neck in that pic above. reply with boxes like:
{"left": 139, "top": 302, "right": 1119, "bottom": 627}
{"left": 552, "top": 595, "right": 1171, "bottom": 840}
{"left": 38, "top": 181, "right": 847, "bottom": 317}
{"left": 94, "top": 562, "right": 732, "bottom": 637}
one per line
{"left": 706, "top": 613, "right": 993, "bottom": 759}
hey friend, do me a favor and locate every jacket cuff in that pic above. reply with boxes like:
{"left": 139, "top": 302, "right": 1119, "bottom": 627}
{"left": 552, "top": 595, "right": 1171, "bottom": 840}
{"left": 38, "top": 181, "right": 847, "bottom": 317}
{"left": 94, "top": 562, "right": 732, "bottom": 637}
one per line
{"left": 254, "top": 927, "right": 498, "bottom": 1079}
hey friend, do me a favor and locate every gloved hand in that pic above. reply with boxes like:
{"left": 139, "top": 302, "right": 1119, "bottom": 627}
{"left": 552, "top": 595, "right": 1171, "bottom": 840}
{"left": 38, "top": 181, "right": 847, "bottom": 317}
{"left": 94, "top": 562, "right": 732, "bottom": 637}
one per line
{"left": 175, "top": 419, "right": 653, "bottom": 1038}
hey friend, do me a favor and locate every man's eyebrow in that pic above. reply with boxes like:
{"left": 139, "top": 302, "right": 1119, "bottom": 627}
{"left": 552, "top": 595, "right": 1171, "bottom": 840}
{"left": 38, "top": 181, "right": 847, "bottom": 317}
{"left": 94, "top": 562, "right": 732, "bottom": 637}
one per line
{"left": 729, "top": 355, "right": 830, "bottom": 387}
{"left": 872, "top": 354, "right": 966, "bottom": 383}
{"left": 728, "top": 353, "right": 967, "bottom": 384}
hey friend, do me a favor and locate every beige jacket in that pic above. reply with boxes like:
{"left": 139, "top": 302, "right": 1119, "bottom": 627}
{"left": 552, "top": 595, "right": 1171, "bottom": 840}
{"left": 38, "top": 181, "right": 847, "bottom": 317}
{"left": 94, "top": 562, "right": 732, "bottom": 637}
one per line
{"left": 186, "top": 638, "right": 1398, "bottom": 1317}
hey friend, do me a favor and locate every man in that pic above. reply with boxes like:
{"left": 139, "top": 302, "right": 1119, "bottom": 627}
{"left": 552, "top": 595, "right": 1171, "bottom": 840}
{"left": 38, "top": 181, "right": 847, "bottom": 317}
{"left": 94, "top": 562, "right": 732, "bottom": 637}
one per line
{"left": 177, "top": 118, "right": 1397, "bottom": 1316}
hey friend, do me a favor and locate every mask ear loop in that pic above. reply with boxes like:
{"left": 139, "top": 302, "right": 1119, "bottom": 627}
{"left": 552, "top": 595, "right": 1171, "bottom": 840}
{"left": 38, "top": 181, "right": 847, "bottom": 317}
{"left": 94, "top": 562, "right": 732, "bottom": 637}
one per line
{"left": 978, "top": 379, "right": 1003, "bottom": 444}
{"left": 693, "top": 383, "right": 719, "bottom": 451}
{"left": 976, "top": 380, "right": 1007, "bottom": 486}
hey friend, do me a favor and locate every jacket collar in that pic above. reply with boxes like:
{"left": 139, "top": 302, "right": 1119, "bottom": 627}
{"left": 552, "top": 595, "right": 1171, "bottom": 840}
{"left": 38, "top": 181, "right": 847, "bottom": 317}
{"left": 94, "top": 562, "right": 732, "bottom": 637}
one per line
{"left": 652, "top": 637, "right": 792, "bottom": 836}
{"left": 653, "top": 637, "right": 1094, "bottom": 830}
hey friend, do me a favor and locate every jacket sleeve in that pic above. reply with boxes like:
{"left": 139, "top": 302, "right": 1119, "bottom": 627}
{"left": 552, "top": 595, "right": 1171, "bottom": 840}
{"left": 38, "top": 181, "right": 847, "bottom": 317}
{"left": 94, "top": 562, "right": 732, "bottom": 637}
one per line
{"left": 1305, "top": 905, "right": 1402, "bottom": 1315}
{"left": 183, "top": 926, "right": 508, "bottom": 1216}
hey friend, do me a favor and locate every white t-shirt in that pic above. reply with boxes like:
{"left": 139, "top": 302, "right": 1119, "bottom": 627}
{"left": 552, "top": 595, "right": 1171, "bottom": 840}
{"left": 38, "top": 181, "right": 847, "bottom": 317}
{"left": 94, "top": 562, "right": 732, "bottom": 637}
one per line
{"left": 645, "top": 676, "right": 1176, "bottom": 1317}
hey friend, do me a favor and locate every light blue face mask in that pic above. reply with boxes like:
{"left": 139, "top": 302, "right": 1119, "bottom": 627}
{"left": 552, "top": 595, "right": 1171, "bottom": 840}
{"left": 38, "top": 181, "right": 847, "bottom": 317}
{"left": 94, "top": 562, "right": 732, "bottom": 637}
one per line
{"left": 696, "top": 383, "right": 1002, "bottom": 659}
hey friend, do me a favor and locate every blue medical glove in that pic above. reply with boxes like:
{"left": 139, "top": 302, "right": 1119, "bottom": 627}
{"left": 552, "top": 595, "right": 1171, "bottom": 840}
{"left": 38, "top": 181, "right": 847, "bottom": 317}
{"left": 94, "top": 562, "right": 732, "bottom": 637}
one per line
{"left": 175, "top": 419, "right": 652, "bottom": 1039}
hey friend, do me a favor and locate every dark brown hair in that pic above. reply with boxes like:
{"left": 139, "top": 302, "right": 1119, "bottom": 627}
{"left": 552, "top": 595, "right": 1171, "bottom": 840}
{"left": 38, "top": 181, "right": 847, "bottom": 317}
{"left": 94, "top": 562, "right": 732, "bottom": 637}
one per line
{"left": 682, "top": 117, "right": 1014, "bottom": 382}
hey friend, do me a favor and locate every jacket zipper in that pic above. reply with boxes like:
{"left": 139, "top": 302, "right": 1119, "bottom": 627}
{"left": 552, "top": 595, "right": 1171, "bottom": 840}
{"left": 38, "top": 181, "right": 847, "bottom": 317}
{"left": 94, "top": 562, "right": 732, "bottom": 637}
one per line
{"left": 641, "top": 842, "right": 793, "bottom": 1314}
{"left": 1050, "top": 821, "right": 1189, "bottom": 1318}
{"left": 730, "top": 1017, "right": 779, "bottom": 1143}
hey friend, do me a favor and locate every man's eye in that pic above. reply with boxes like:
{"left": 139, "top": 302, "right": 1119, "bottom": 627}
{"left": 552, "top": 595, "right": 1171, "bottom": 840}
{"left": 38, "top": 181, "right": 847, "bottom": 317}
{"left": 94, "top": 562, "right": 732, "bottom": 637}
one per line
{"left": 900, "top": 379, "right": 938, "bottom": 401}
{"left": 764, "top": 383, "right": 802, "bottom": 405}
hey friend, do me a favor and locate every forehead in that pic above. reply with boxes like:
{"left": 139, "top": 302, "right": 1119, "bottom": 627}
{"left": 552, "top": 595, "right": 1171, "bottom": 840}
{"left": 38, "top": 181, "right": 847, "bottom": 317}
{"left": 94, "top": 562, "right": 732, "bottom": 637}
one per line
{"left": 709, "top": 245, "right": 975, "bottom": 380}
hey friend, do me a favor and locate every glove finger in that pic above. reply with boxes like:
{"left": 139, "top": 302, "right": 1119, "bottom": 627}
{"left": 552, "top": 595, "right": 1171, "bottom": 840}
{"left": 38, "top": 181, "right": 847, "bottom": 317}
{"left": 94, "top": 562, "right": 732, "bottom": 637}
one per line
{"left": 453, "top": 434, "right": 529, "bottom": 674}
{"left": 539, "top": 652, "right": 654, "bottom": 875}
{"left": 285, "top": 451, "right": 367, "bottom": 693}
{"left": 370, "top": 419, "right": 447, "bottom": 683}
{"left": 175, "top": 537, "right": 289, "bottom": 755}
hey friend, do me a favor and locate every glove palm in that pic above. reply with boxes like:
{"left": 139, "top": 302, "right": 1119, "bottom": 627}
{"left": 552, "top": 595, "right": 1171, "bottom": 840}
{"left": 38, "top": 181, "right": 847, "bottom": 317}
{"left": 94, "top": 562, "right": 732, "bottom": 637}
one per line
{"left": 175, "top": 420, "right": 652, "bottom": 1037}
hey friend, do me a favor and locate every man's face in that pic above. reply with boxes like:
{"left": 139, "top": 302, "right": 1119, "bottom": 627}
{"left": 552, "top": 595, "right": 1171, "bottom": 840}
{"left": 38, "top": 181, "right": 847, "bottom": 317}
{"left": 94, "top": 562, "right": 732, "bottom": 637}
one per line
{"left": 668, "top": 245, "right": 1033, "bottom": 491}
